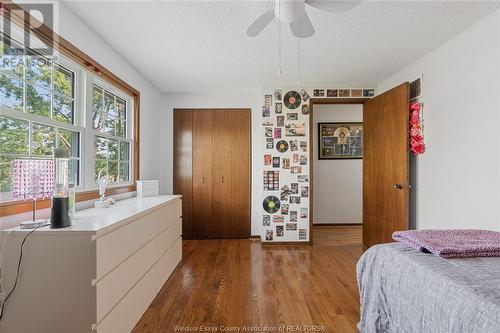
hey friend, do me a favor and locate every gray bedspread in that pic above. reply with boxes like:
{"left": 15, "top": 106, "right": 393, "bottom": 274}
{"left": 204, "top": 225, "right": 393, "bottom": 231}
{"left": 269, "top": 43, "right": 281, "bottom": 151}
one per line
{"left": 357, "top": 242, "right": 500, "bottom": 333}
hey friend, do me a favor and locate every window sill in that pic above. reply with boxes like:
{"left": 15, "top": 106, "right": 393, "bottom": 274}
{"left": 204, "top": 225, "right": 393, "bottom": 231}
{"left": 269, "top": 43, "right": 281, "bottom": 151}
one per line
{"left": 0, "top": 184, "right": 136, "bottom": 217}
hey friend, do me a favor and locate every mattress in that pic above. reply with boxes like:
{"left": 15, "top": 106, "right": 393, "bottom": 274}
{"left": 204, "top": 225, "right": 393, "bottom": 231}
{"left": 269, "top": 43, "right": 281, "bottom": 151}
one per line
{"left": 357, "top": 242, "right": 500, "bottom": 333}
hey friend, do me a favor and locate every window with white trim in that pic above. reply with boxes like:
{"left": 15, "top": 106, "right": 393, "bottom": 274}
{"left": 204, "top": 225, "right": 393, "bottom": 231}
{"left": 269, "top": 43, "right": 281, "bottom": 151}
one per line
{"left": 0, "top": 25, "right": 134, "bottom": 196}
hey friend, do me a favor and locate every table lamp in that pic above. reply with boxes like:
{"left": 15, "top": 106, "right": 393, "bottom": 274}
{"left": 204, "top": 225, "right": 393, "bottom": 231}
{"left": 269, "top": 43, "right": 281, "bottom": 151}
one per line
{"left": 12, "top": 159, "right": 54, "bottom": 229}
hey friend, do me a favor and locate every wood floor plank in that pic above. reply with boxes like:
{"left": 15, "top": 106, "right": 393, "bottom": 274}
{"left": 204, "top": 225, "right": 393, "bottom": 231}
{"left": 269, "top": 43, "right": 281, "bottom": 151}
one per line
{"left": 133, "top": 226, "right": 363, "bottom": 333}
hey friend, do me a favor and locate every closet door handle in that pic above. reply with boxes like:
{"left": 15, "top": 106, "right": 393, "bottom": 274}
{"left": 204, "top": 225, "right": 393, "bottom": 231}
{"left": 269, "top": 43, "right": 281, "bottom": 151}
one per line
{"left": 202, "top": 177, "right": 205, "bottom": 184}
{"left": 222, "top": 176, "right": 224, "bottom": 184}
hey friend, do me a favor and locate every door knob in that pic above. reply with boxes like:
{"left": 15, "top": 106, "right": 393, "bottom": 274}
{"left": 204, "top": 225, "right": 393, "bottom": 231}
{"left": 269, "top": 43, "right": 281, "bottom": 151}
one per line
{"left": 393, "top": 184, "right": 404, "bottom": 190}
{"left": 222, "top": 176, "right": 224, "bottom": 184}
{"left": 202, "top": 177, "right": 205, "bottom": 184}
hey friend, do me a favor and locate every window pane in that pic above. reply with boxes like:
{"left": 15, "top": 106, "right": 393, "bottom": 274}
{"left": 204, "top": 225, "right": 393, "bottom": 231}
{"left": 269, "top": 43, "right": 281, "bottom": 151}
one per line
{"left": 32, "top": 123, "right": 56, "bottom": 156}
{"left": 53, "top": 94, "right": 73, "bottom": 124}
{"left": 117, "top": 97, "right": 126, "bottom": 120}
{"left": 53, "top": 64, "right": 74, "bottom": 98}
{"left": 26, "top": 50, "right": 51, "bottom": 89}
{"left": 92, "top": 86, "right": 104, "bottom": 131}
{"left": 95, "top": 159, "right": 107, "bottom": 181}
{"left": 120, "top": 141, "right": 130, "bottom": 161}
{"left": 104, "top": 115, "right": 116, "bottom": 135}
{"left": 116, "top": 118, "right": 126, "bottom": 138}
{"left": 0, "top": 34, "right": 24, "bottom": 78}
{"left": 69, "top": 158, "right": 79, "bottom": 186}
{"left": 0, "top": 156, "right": 14, "bottom": 192}
{"left": 95, "top": 136, "right": 108, "bottom": 159}
{"left": 104, "top": 91, "right": 117, "bottom": 117}
{"left": 26, "top": 83, "right": 51, "bottom": 118}
{"left": 108, "top": 138, "right": 118, "bottom": 160}
{"left": 0, "top": 116, "right": 29, "bottom": 154}
{"left": 119, "top": 162, "right": 130, "bottom": 182}
{"left": 0, "top": 74, "right": 23, "bottom": 111}
{"left": 108, "top": 161, "right": 118, "bottom": 183}
{"left": 58, "top": 129, "right": 79, "bottom": 158}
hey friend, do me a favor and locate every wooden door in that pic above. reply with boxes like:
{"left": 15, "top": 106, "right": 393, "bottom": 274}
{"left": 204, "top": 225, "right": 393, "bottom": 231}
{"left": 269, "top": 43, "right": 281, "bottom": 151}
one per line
{"left": 229, "top": 110, "right": 251, "bottom": 238}
{"left": 212, "top": 110, "right": 233, "bottom": 238}
{"left": 192, "top": 110, "right": 214, "bottom": 239}
{"left": 363, "top": 83, "right": 409, "bottom": 247}
{"left": 173, "top": 110, "right": 193, "bottom": 238}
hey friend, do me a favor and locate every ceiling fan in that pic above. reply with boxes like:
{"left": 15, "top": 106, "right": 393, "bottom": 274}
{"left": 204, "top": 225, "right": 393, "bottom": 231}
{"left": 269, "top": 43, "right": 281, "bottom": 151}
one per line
{"left": 247, "top": 0, "right": 363, "bottom": 38}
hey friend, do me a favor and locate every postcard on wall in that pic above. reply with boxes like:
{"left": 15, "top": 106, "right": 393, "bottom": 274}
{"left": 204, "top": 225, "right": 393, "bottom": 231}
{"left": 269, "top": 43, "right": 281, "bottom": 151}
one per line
{"left": 272, "top": 157, "right": 280, "bottom": 168}
{"left": 275, "top": 102, "right": 283, "bottom": 114}
{"left": 274, "top": 128, "right": 282, "bottom": 139}
{"left": 285, "top": 223, "right": 297, "bottom": 231}
{"left": 327, "top": 89, "right": 338, "bottom": 97}
{"left": 300, "top": 208, "right": 308, "bottom": 219}
{"left": 351, "top": 89, "right": 363, "bottom": 97}
{"left": 290, "top": 140, "right": 298, "bottom": 151}
{"left": 363, "top": 89, "right": 375, "bottom": 97}
{"left": 266, "top": 229, "right": 273, "bottom": 241}
{"left": 298, "top": 175, "right": 309, "bottom": 182}
{"left": 301, "top": 186, "right": 309, "bottom": 198}
{"left": 290, "top": 196, "right": 301, "bottom": 204}
{"left": 276, "top": 225, "right": 284, "bottom": 237}
{"left": 291, "top": 183, "right": 298, "bottom": 194}
{"left": 263, "top": 170, "right": 279, "bottom": 191}
{"left": 290, "top": 166, "right": 302, "bottom": 174}
{"left": 277, "top": 116, "right": 284, "bottom": 127}
{"left": 264, "top": 154, "right": 272, "bottom": 166}
{"left": 287, "top": 113, "right": 298, "bottom": 121}
{"left": 263, "top": 121, "right": 273, "bottom": 126}
{"left": 282, "top": 157, "right": 290, "bottom": 169}
{"left": 262, "top": 106, "right": 270, "bottom": 117}
{"left": 299, "top": 89, "right": 310, "bottom": 102}
{"left": 313, "top": 89, "right": 325, "bottom": 97}
{"left": 302, "top": 104, "right": 309, "bottom": 115}
{"left": 300, "top": 141, "right": 307, "bottom": 152}
{"left": 274, "top": 89, "right": 282, "bottom": 101}
{"left": 285, "top": 123, "right": 306, "bottom": 137}
{"left": 300, "top": 155, "right": 307, "bottom": 165}
{"left": 273, "top": 215, "right": 284, "bottom": 223}
{"left": 265, "top": 94, "right": 272, "bottom": 107}
{"left": 263, "top": 215, "right": 271, "bottom": 226}
{"left": 265, "top": 127, "right": 273, "bottom": 137}
{"left": 299, "top": 229, "right": 307, "bottom": 240}
{"left": 339, "top": 89, "right": 350, "bottom": 97}
{"left": 281, "top": 203, "right": 289, "bottom": 215}
{"left": 266, "top": 138, "right": 274, "bottom": 149}
{"left": 290, "top": 211, "right": 298, "bottom": 222}
{"left": 292, "top": 154, "right": 299, "bottom": 164}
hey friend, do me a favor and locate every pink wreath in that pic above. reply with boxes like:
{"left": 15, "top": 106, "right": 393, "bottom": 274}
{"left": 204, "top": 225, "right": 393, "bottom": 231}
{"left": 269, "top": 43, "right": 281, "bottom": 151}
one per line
{"left": 409, "top": 103, "right": 425, "bottom": 155}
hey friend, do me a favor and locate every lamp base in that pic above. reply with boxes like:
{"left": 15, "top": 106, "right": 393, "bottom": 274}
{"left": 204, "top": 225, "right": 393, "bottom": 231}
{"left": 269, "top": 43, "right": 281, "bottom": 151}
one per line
{"left": 20, "top": 219, "right": 48, "bottom": 229}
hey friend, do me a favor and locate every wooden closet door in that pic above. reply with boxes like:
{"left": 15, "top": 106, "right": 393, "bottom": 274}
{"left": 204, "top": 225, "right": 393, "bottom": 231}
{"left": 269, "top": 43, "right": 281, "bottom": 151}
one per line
{"left": 173, "top": 110, "right": 193, "bottom": 238}
{"left": 192, "top": 110, "right": 214, "bottom": 239}
{"left": 212, "top": 110, "right": 233, "bottom": 238}
{"left": 229, "top": 110, "right": 251, "bottom": 238}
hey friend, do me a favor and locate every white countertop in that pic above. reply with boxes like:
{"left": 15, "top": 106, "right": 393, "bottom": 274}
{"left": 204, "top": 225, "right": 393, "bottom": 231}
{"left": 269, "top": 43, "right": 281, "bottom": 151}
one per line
{"left": 4, "top": 195, "right": 181, "bottom": 238}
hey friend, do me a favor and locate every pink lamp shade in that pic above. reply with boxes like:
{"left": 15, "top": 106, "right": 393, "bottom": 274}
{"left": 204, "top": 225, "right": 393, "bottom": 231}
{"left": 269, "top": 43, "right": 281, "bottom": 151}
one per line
{"left": 12, "top": 159, "right": 55, "bottom": 201}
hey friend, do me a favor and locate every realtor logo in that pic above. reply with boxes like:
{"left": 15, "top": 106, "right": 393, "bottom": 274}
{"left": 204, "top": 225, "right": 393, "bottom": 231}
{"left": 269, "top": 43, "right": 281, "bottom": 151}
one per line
{"left": 1, "top": 2, "right": 55, "bottom": 55}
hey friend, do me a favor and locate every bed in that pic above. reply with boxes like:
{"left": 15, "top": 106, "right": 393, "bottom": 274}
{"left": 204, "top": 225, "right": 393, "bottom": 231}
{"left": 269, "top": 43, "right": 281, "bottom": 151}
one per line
{"left": 357, "top": 242, "right": 500, "bottom": 333}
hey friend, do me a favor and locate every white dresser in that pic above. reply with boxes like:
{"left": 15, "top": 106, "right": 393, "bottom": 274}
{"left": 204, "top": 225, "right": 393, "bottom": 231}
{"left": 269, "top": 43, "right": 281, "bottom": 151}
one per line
{"left": 0, "top": 195, "right": 182, "bottom": 333}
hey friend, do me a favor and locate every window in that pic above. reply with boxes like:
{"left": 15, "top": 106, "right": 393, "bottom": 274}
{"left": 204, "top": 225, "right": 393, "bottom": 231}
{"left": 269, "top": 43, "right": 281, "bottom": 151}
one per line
{"left": 0, "top": 23, "right": 135, "bottom": 199}
{"left": 92, "top": 84, "right": 131, "bottom": 183}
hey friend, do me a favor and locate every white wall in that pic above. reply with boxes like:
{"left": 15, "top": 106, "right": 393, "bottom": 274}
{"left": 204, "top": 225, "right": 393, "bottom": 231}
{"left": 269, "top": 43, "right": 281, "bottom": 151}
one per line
{"left": 58, "top": 3, "right": 165, "bottom": 183}
{"left": 161, "top": 93, "right": 262, "bottom": 236}
{"left": 377, "top": 9, "right": 500, "bottom": 231}
{"left": 313, "top": 104, "right": 362, "bottom": 224}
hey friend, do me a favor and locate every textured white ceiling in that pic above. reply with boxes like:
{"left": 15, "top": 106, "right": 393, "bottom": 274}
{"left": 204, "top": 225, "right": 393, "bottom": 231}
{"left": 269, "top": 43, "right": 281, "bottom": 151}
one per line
{"left": 63, "top": 1, "right": 500, "bottom": 93}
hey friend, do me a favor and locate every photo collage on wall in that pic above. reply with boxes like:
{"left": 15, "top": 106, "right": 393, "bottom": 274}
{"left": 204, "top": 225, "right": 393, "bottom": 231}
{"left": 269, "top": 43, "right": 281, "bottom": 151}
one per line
{"left": 261, "top": 86, "right": 375, "bottom": 242}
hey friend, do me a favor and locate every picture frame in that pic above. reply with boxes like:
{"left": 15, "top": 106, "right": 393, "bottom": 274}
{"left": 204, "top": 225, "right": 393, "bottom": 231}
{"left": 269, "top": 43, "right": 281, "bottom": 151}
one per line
{"left": 318, "top": 122, "right": 363, "bottom": 159}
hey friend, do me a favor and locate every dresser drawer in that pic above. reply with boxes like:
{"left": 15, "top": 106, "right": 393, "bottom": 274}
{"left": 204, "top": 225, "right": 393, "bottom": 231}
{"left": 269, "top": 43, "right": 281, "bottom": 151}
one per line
{"left": 95, "top": 219, "right": 181, "bottom": 323}
{"left": 96, "top": 200, "right": 181, "bottom": 279}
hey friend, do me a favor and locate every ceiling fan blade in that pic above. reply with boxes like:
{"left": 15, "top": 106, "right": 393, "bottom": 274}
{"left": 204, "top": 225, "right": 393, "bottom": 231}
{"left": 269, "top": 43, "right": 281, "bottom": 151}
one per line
{"left": 247, "top": 8, "right": 275, "bottom": 37}
{"left": 306, "top": 0, "right": 363, "bottom": 13}
{"left": 290, "top": 12, "right": 315, "bottom": 38}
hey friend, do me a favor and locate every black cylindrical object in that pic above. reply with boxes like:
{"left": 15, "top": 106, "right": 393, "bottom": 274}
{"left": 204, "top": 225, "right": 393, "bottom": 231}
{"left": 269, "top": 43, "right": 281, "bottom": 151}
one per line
{"left": 50, "top": 197, "right": 71, "bottom": 228}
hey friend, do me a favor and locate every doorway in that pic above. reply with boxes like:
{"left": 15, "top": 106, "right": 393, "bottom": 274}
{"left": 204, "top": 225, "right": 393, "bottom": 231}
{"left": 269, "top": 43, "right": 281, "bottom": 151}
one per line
{"left": 309, "top": 83, "right": 410, "bottom": 247}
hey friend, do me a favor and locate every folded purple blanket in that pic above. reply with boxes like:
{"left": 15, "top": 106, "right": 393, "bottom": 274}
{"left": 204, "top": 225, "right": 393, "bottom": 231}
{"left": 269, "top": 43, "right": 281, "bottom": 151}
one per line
{"left": 392, "top": 229, "right": 500, "bottom": 258}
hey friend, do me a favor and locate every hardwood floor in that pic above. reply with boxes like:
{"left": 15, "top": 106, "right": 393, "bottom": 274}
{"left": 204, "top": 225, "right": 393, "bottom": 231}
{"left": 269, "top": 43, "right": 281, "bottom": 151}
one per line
{"left": 133, "top": 226, "right": 363, "bottom": 333}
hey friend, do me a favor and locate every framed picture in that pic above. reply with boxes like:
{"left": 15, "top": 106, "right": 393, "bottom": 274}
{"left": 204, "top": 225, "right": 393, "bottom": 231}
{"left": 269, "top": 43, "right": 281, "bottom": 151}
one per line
{"left": 318, "top": 122, "right": 363, "bottom": 159}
